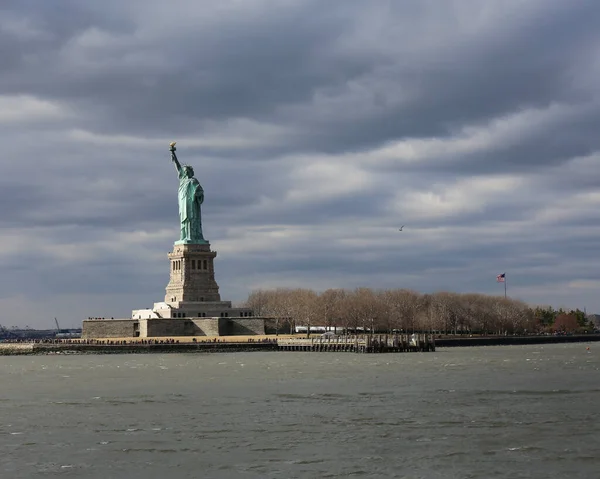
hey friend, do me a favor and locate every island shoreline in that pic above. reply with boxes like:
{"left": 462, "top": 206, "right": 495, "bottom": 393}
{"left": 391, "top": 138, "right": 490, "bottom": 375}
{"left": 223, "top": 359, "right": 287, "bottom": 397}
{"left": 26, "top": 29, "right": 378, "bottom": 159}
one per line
{"left": 2, "top": 333, "right": 599, "bottom": 355}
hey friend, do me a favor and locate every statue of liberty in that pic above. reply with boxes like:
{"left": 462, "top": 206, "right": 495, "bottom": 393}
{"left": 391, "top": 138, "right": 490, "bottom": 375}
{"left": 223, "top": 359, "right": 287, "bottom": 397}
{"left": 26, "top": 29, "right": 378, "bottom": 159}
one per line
{"left": 169, "top": 142, "right": 207, "bottom": 244}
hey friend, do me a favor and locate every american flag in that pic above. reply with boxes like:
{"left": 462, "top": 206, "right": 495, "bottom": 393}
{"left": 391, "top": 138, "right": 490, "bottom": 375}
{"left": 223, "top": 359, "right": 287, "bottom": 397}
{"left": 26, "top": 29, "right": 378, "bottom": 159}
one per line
{"left": 496, "top": 273, "right": 505, "bottom": 282}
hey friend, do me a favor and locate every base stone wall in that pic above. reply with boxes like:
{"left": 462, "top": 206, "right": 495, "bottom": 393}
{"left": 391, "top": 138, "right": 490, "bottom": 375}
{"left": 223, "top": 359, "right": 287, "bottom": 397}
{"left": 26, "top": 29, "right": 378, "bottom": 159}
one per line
{"left": 143, "top": 318, "right": 227, "bottom": 337}
{"left": 227, "top": 318, "right": 266, "bottom": 336}
{"left": 82, "top": 317, "right": 266, "bottom": 339}
{"left": 82, "top": 320, "right": 138, "bottom": 339}
{"left": 191, "top": 318, "right": 226, "bottom": 336}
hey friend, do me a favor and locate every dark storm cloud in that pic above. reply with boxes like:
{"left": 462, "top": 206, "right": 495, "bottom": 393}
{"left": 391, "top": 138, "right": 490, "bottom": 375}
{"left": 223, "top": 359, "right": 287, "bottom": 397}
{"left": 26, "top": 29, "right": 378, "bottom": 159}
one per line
{"left": 220, "top": 192, "right": 391, "bottom": 228}
{"left": 1, "top": 0, "right": 363, "bottom": 135}
{"left": 409, "top": 107, "right": 600, "bottom": 176}
{"left": 1, "top": 0, "right": 594, "bottom": 152}
{"left": 298, "top": 1, "right": 600, "bottom": 150}
{"left": 0, "top": 1, "right": 134, "bottom": 74}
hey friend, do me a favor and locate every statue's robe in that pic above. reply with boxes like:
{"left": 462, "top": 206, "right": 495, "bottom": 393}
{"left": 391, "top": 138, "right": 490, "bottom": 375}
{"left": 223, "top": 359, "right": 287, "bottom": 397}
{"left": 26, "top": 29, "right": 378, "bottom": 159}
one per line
{"left": 178, "top": 169, "right": 204, "bottom": 242}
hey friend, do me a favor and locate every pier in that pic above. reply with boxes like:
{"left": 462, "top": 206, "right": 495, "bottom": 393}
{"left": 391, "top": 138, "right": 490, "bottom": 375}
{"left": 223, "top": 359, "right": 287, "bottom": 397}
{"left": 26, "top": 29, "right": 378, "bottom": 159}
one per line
{"left": 277, "top": 334, "right": 435, "bottom": 353}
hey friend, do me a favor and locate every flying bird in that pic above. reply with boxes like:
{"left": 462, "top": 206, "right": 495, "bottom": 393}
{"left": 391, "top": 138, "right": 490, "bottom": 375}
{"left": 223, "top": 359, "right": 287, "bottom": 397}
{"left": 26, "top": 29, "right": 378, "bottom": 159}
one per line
{"left": 399, "top": 225, "right": 404, "bottom": 231}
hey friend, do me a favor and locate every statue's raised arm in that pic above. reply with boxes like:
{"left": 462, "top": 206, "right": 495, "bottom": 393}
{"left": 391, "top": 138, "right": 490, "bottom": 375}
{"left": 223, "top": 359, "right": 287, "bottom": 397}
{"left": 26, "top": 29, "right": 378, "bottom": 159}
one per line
{"left": 170, "top": 142, "right": 182, "bottom": 174}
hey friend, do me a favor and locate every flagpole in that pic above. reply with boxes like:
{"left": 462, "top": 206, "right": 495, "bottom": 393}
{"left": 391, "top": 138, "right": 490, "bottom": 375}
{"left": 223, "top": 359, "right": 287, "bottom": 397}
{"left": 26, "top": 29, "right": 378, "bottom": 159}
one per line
{"left": 504, "top": 273, "right": 507, "bottom": 299}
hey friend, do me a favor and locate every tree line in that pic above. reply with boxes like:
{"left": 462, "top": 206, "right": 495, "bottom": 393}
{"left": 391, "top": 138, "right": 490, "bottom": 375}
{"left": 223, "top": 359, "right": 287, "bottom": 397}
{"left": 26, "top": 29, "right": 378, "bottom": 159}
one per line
{"left": 242, "top": 288, "right": 594, "bottom": 336}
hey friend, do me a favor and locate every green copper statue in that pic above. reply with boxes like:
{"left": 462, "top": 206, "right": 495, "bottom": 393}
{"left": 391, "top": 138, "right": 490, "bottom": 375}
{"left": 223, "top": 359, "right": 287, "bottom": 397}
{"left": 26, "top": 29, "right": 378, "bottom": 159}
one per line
{"left": 170, "top": 142, "right": 207, "bottom": 244}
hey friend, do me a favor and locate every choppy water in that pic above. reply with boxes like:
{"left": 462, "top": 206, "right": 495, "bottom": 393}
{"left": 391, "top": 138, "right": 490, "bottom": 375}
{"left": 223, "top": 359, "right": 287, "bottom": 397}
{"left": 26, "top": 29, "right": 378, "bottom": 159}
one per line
{"left": 1, "top": 343, "right": 599, "bottom": 478}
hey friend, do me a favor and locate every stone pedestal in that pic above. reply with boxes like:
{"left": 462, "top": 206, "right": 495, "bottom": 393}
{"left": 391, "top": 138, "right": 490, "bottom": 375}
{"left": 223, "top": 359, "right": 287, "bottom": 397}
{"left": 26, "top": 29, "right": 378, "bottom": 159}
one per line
{"left": 165, "top": 243, "right": 220, "bottom": 303}
{"left": 82, "top": 238, "right": 265, "bottom": 338}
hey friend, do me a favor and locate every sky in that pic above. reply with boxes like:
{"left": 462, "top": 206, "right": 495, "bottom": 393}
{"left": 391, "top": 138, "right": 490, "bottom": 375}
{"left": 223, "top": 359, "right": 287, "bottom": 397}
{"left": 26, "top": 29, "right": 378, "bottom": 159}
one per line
{"left": 1, "top": 0, "right": 600, "bottom": 328}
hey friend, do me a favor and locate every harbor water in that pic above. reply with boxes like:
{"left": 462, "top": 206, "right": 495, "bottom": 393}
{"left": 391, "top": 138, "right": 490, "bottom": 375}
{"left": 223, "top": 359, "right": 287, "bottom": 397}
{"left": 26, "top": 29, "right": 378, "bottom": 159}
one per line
{"left": 1, "top": 343, "right": 599, "bottom": 478}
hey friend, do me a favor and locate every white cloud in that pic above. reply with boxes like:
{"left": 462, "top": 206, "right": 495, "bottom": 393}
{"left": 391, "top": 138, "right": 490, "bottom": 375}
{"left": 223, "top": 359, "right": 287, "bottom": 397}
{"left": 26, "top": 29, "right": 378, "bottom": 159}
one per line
{"left": 67, "top": 118, "right": 288, "bottom": 149}
{"left": 286, "top": 161, "right": 374, "bottom": 203}
{"left": 0, "top": 13, "right": 49, "bottom": 40}
{"left": 532, "top": 190, "right": 600, "bottom": 225}
{"left": 567, "top": 280, "right": 600, "bottom": 289}
{"left": 390, "top": 174, "right": 525, "bottom": 219}
{"left": 0, "top": 95, "right": 71, "bottom": 123}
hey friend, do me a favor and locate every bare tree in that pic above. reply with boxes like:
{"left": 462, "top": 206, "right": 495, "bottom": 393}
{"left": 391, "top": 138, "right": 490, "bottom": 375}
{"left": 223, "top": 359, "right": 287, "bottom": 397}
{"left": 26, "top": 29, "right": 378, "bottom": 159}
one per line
{"left": 487, "top": 296, "right": 512, "bottom": 335}
{"left": 289, "top": 289, "right": 319, "bottom": 337}
{"left": 467, "top": 294, "right": 493, "bottom": 335}
{"left": 381, "top": 289, "right": 420, "bottom": 332}
{"left": 504, "top": 298, "right": 535, "bottom": 334}
{"left": 429, "top": 292, "right": 456, "bottom": 335}
{"left": 316, "top": 289, "right": 347, "bottom": 333}
{"left": 244, "top": 289, "right": 269, "bottom": 316}
{"left": 415, "top": 294, "right": 441, "bottom": 333}
{"left": 379, "top": 290, "right": 402, "bottom": 332}
{"left": 259, "top": 288, "right": 297, "bottom": 334}
{"left": 339, "top": 289, "right": 364, "bottom": 332}
{"left": 338, "top": 288, "right": 383, "bottom": 333}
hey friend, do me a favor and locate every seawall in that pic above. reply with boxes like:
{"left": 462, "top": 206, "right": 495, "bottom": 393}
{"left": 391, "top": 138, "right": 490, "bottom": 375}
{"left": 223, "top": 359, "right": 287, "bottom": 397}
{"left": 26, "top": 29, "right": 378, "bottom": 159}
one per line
{"left": 0, "top": 342, "right": 278, "bottom": 355}
{"left": 435, "top": 334, "right": 600, "bottom": 347}
{"left": 0, "top": 343, "right": 35, "bottom": 355}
